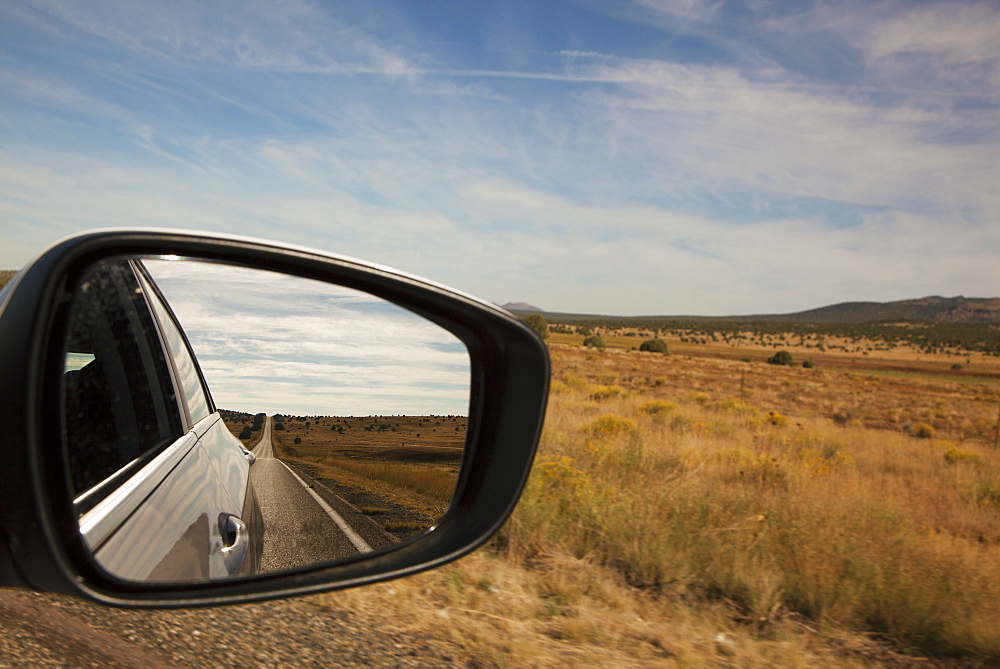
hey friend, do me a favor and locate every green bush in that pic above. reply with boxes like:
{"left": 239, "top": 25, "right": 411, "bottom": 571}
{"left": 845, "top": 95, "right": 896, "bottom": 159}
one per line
{"left": 767, "top": 350, "right": 794, "bottom": 366}
{"left": 803, "top": 360, "right": 815, "bottom": 368}
{"left": 639, "top": 338, "right": 669, "bottom": 354}
{"left": 583, "top": 335, "right": 606, "bottom": 349}
{"left": 520, "top": 314, "right": 549, "bottom": 340}
{"left": 589, "top": 385, "right": 623, "bottom": 401}
{"left": 944, "top": 446, "right": 980, "bottom": 464}
{"left": 239, "top": 427, "right": 252, "bottom": 439}
{"left": 275, "top": 422, "right": 285, "bottom": 431}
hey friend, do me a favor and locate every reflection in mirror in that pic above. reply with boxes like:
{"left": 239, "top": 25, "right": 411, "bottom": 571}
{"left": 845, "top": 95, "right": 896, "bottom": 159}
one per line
{"left": 62, "top": 258, "right": 470, "bottom": 583}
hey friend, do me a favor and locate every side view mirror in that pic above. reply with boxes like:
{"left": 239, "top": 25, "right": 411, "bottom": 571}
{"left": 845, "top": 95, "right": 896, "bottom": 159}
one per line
{"left": 0, "top": 229, "right": 549, "bottom": 608}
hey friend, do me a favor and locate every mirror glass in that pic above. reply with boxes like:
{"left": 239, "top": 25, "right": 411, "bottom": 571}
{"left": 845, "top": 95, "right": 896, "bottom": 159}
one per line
{"left": 62, "top": 257, "right": 470, "bottom": 583}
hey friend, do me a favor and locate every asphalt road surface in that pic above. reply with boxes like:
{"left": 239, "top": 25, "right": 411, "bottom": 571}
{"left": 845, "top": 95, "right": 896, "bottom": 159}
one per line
{"left": 250, "top": 417, "right": 372, "bottom": 573}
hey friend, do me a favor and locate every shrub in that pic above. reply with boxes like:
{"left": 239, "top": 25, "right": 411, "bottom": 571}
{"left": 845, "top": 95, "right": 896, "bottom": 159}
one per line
{"left": 944, "top": 446, "right": 981, "bottom": 465}
{"left": 520, "top": 314, "right": 549, "bottom": 340}
{"left": 767, "top": 411, "right": 788, "bottom": 426}
{"left": 294, "top": 437, "right": 302, "bottom": 444}
{"left": 639, "top": 339, "right": 669, "bottom": 354}
{"left": 589, "top": 385, "right": 623, "bottom": 401}
{"left": 583, "top": 335, "right": 606, "bottom": 349}
{"left": 239, "top": 427, "right": 252, "bottom": 439}
{"left": 767, "top": 350, "right": 794, "bottom": 366}
{"left": 274, "top": 422, "right": 285, "bottom": 430}
{"left": 912, "top": 422, "right": 936, "bottom": 439}
{"left": 586, "top": 414, "right": 637, "bottom": 438}
{"left": 639, "top": 400, "right": 675, "bottom": 415}
{"left": 802, "top": 360, "right": 815, "bottom": 368}
{"left": 549, "top": 379, "right": 570, "bottom": 394}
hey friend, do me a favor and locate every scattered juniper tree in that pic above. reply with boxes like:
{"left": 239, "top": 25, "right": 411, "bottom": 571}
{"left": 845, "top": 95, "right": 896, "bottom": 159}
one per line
{"left": 520, "top": 313, "right": 550, "bottom": 340}
{"left": 767, "top": 350, "right": 794, "bottom": 366}
{"left": 639, "top": 339, "right": 669, "bottom": 354}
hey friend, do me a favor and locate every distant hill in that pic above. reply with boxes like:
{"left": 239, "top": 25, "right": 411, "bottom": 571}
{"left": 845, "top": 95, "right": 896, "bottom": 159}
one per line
{"left": 501, "top": 302, "right": 543, "bottom": 313}
{"left": 735, "top": 296, "right": 1000, "bottom": 324}
{"left": 519, "top": 296, "right": 1000, "bottom": 325}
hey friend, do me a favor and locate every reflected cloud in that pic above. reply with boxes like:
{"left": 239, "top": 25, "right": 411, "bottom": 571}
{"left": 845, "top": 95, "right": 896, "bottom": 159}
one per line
{"left": 145, "top": 260, "right": 470, "bottom": 417}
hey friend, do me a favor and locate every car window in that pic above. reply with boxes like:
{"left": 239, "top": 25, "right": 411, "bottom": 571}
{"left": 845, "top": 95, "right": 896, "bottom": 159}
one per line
{"left": 137, "top": 267, "right": 213, "bottom": 426}
{"left": 63, "top": 260, "right": 184, "bottom": 505}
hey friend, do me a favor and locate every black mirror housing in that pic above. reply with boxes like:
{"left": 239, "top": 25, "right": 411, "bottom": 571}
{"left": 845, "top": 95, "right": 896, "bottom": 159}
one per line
{"left": 0, "top": 229, "right": 549, "bottom": 607}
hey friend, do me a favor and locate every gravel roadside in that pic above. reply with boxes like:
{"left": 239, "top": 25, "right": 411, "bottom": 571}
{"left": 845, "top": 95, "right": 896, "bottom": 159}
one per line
{"left": 0, "top": 589, "right": 464, "bottom": 667}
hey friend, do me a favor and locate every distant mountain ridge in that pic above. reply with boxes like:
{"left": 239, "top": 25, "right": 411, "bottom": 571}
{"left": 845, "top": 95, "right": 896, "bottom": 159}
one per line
{"left": 507, "top": 296, "right": 1000, "bottom": 324}
{"left": 736, "top": 296, "right": 1000, "bottom": 324}
{"left": 501, "top": 302, "right": 543, "bottom": 313}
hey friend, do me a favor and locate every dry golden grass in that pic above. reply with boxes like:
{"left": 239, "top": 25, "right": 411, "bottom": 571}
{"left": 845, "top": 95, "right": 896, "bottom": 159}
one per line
{"left": 298, "top": 455, "right": 458, "bottom": 518}
{"left": 273, "top": 415, "right": 464, "bottom": 517}
{"left": 316, "top": 344, "right": 1000, "bottom": 666}
{"left": 549, "top": 330, "right": 1000, "bottom": 379}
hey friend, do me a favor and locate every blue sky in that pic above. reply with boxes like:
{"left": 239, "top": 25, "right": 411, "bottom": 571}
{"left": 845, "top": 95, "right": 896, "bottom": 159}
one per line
{"left": 2, "top": 0, "right": 997, "bottom": 315}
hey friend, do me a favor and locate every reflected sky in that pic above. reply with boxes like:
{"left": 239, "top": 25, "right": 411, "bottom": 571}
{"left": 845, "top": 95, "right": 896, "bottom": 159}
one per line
{"left": 144, "top": 259, "right": 469, "bottom": 417}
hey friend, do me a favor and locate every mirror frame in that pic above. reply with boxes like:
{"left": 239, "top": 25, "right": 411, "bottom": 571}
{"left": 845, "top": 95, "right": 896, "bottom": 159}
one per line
{"left": 0, "top": 229, "right": 549, "bottom": 607}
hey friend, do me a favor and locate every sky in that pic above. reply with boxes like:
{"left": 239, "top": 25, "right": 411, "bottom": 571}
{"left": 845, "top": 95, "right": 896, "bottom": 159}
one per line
{"left": 144, "top": 259, "right": 471, "bottom": 416}
{"left": 1, "top": 0, "right": 997, "bottom": 316}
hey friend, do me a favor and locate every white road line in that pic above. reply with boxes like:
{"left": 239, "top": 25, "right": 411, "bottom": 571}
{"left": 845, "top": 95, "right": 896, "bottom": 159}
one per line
{"left": 277, "top": 460, "right": 373, "bottom": 554}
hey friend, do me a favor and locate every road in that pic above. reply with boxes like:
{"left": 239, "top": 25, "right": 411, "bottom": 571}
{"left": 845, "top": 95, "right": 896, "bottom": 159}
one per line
{"left": 250, "top": 417, "right": 372, "bottom": 573}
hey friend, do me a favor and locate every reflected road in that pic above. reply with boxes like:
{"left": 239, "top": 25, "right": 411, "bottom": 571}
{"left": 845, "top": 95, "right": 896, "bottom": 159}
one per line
{"left": 250, "top": 417, "right": 369, "bottom": 572}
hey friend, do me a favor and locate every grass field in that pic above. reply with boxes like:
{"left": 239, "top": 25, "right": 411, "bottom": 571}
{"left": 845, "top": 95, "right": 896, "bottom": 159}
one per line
{"left": 549, "top": 330, "right": 1000, "bottom": 380}
{"left": 268, "top": 414, "right": 465, "bottom": 521}
{"left": 314, "top": 335, "right": 1000, "bottom": 667}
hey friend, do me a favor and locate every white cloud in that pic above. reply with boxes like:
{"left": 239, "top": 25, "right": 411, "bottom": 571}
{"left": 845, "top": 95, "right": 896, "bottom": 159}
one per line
{"left": 144, "top": 260, "right": 470, "bottom": 416}
{"left": 635, "top": 0, "right": 723, "bottom": 21}
{"left": 567, "top": 53, "right": 998, "bottom": 215}
{"left": 1, "top": 0, "right": 996, "bottom": 319}
{"left": 25, "top": 0, "right": 417, "bottom": 75}
{"left": 863, "top": 3, "right": 1000, "bottom": 67}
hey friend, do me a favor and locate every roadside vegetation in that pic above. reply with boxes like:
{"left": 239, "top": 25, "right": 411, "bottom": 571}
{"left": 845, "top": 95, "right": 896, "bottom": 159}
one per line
{"left": 271, "top": 414, "right": 464, "bottom": 520}
{"left": 219, "top": 409, "right": 265, "bottom": 449}
{"left": 0, "top": 270, "right": 16, "bottom": 290}
{"left": 547, "top": 318, "right": 1000, "bottom": 358}
{"left": 319, "top": 332, "right": 1000, "bottom": 667}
